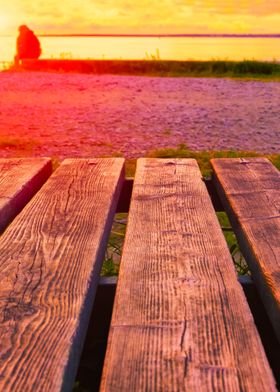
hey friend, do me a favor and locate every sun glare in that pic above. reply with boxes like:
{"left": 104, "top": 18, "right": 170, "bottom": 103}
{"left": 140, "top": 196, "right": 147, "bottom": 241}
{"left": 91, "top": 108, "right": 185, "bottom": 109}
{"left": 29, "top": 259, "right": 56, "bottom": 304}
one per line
{"left": 0, "top": 13, "right": 12, "bottom": 33}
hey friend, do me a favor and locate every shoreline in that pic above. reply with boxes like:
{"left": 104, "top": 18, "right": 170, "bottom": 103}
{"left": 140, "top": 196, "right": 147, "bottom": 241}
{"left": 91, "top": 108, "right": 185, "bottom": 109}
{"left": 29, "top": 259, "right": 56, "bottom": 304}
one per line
{"left": 4, "top": 59, "right": 280, "bottom": 80}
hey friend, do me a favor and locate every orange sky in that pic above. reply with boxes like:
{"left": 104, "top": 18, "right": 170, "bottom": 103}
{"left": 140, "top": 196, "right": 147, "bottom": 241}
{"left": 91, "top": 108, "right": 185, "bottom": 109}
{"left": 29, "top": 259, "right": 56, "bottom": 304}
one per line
{"left": 1, "top": 0, "right": 280, "bottom": 35}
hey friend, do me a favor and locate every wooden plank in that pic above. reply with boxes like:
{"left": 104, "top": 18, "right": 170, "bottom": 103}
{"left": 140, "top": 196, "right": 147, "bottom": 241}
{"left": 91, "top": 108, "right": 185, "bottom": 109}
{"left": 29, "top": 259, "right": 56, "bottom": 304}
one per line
{"left": 101, "top": 158, "right": 276, "bottom": 392}
{"left": 0, "top": 158, "right": 124, "bottom": 392}
{"left": 211, "top": 157, "right": 280, "bottom": 342}
{"left": 0, "top": 158, "right": 52, "bottom": 232}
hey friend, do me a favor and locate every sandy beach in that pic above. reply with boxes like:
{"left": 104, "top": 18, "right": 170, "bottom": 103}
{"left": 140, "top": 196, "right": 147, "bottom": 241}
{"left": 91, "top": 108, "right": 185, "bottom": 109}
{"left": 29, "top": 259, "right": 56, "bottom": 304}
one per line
{"left": 0, "top": 71, "right": 279, "bottom": 158}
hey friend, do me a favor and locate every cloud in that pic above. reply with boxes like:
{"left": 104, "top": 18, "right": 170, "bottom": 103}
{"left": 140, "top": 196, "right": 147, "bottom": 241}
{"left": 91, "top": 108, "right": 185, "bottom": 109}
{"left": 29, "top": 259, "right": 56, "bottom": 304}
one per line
{"left": 1, "top": 0, "right": 279, "bottom": 34}
{"left": 199, "top": 0, "right": 280, "bottom": 17}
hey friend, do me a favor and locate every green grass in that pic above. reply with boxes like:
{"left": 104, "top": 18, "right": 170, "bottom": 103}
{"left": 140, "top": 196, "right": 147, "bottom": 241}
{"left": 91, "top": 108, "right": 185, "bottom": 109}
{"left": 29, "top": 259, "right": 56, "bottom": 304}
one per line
{"left": 101, "top": 213, "right": 127, "bottom": 277}
{"left": 145, "top": 144, "right": 280, "bottom": 177}
{"left": 121, "top": 144, "right": 280, "bottom": 178}
{"left": 217, "top": 212, "right": 249, "bottom": 275}
{"left": 14, "top": 59, "right": 280, "bottom": 80}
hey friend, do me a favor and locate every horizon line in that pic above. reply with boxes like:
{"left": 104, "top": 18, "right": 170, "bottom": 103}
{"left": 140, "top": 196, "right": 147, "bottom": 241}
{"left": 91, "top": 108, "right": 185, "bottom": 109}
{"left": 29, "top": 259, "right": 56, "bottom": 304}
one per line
{"left": 1, "top": 33, "right": 280, "bottom": 38}
{"left": 39, "top": 33, "right": 280, "bottom": 38}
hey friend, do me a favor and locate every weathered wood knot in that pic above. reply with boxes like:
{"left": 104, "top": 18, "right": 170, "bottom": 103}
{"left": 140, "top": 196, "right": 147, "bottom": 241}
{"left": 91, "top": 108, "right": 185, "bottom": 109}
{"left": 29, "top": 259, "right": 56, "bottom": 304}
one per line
{"left": 3, "top": 300, "right": 37, "bottom": 322}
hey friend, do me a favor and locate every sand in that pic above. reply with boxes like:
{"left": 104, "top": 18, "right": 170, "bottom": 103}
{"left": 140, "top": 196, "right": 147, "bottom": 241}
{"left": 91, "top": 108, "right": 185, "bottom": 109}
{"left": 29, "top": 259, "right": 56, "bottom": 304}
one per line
{"left": 0, "top": 71, "right": 279, "bottom": 158}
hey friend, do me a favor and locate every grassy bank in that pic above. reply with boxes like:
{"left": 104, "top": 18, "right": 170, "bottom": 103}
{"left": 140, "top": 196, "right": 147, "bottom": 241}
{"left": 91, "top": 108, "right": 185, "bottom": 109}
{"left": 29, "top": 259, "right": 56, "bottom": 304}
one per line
{"left": 11, "top": 59, "right": 280, "bottom": 80}
{"left": 124, "top": 144, "right": 280, "bottom": 177}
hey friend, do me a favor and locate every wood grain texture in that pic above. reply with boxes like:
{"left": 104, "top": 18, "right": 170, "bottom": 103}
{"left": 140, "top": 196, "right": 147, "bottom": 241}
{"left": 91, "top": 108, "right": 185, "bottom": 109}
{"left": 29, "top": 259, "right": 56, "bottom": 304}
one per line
{"left": 101, "top": 158, "right": 276, "bottom": 392}
{"left": 211, "top": 157, "right": 280, "bottom": 342}
{"left": 0, "top": 158, "right": 52, "bottom": 232}
{"left": 0, "top": 158, "right": 124, "bottom": 392}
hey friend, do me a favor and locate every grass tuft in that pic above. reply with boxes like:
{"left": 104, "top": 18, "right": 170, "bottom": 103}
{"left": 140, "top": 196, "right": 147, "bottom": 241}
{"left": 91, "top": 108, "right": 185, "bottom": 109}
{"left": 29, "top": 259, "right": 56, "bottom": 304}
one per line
{"left": 101, "top": 213, "right": 127, "bottom": 277}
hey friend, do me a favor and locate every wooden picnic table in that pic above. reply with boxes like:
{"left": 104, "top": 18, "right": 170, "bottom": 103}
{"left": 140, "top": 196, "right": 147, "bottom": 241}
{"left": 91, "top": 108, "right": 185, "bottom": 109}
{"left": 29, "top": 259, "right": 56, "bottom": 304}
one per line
{"left": 0, "top": 157, "right": 279, "bottom": 391}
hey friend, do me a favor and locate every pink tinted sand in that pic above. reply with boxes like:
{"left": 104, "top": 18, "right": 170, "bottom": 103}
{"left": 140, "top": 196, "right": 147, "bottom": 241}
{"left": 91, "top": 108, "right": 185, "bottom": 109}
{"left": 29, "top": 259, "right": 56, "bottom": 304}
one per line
{"left": 0, "top": 71, "right": 279, "bottom": 158}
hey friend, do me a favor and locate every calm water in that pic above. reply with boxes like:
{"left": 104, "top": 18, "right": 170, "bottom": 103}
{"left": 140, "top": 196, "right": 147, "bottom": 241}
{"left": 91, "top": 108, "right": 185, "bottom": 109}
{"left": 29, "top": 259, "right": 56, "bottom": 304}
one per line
{"left": 1, "top": 36, "right": 280, "bottom": 67}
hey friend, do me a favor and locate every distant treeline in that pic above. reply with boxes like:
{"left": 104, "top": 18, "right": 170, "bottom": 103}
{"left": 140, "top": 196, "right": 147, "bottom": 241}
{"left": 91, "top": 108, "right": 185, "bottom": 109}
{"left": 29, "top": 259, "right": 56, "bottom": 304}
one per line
{"left": 14, "top": 59, "right": 280, "bottom": 78}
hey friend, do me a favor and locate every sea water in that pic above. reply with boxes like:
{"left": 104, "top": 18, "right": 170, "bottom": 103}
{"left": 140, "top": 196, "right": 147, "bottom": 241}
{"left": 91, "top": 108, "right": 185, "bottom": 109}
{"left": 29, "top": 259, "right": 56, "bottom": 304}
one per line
{"left": 1, "top": 36, "right": 280, "bottom": 68}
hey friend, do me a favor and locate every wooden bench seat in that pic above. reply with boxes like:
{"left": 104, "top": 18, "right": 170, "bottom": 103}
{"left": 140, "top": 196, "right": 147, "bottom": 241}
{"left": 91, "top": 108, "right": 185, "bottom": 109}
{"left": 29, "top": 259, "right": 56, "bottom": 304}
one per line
{"left": 0, "top": 157, "right": 278, "bottom": 391}
{"left": 212, "top": 157, "right": 280, "bottom": 343}
{"left": 0, "top": 158, "right": 52, "bottom": 232}
{"left": 0, "top": 158, "right": 124, "bottom": 391}
{"left": 101, "top": 158, "right": 276, "bottom": 391}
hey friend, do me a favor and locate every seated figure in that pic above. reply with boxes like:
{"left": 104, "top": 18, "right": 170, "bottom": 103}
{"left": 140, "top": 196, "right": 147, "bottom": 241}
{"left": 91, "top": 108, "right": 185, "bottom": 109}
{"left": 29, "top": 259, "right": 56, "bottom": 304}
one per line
{"left": 14, "top": 25, "right": 41, "bottom": 66}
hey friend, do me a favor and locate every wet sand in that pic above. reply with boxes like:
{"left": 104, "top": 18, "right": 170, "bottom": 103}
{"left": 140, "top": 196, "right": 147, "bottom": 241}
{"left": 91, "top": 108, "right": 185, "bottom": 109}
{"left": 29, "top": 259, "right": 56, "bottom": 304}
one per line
{"left": 0, "top": 72, "right": 279, "bottom": 158}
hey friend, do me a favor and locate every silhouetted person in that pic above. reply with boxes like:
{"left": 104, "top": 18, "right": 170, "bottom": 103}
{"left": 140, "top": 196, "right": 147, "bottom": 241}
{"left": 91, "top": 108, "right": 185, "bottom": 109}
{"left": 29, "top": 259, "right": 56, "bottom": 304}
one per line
{"left": 14, "top": 25, "right": 41, "bottom": 66}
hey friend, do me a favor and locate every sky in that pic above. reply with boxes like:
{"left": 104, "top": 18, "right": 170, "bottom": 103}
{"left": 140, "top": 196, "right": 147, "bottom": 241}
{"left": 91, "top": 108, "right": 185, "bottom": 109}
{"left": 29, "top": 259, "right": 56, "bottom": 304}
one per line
{"left": 0, "top": 0, "right": 280, "bottom": 35}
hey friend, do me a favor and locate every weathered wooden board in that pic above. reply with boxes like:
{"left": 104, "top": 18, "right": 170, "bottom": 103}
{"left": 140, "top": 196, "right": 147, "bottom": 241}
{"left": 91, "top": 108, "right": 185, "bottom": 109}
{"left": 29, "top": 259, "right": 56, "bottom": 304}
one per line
{"left": 212, "top": 157, "right": 280, "bottom": 342}
{"left": 0, "top": 158, "right": 52, "bottom": 232}
{"left": 0, "top": 158, "right": 124, "bottom": 392}
{"left": 101, "top": 158, "right": 276, "bottom": 392}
